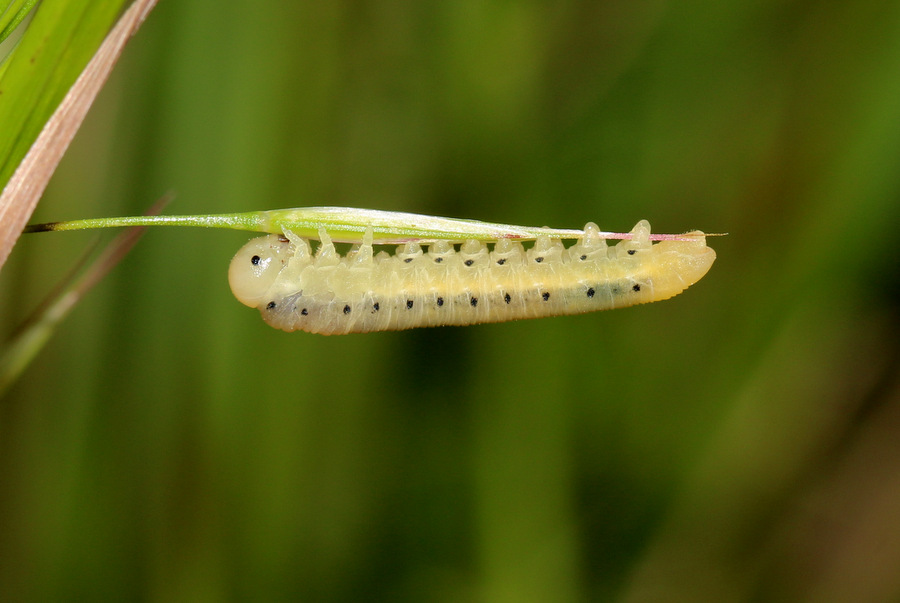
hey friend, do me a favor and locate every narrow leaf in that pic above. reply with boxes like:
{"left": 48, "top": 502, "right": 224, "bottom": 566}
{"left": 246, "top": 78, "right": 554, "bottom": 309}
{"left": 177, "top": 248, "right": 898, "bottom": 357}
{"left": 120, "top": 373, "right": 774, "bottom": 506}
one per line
{"left": 0, "top": 0, "right": 158, "bottom": 271}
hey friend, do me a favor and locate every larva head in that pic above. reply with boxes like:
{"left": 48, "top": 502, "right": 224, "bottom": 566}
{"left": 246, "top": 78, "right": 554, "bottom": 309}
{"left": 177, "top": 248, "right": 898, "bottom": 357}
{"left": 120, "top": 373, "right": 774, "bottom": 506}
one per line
{"left": 229, "top": 235, "right": 293, "bottom": 308}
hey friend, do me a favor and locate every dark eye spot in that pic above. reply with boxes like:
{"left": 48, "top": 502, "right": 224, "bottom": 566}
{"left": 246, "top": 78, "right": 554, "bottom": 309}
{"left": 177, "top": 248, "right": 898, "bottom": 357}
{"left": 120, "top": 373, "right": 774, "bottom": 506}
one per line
{"left": 470, "top": 297, "right": 478, "bottom": 307}
{"left": 542, "top": 292, "right": 550, "bottom": 301}
{"left": 632, "top": 284, "right": 641, "bottom": 292}
{"left": 434, "top": 257, "right": 443, "bottom": 263}
{"left": 587, "top": 288, "right": 595, "bottom": 298}
{"left": 504, "top": 293, "right": 511, "bottom": 304}
{"left": 436, "top": 297, "right": 444, "bottom": 307}
{"left": 580, "top": 254, "right": 587, "bottom": 261}
{"left": 343, "top": 305, "right": 351, "bottom": 314}
{"left": 535, "top": 257, "right": 544, "bottom": 263}
{"left": 266, "top": 301, "right": 276, "bottom": 309}
{"left": 627, "top": 249, "right": 636, "bottom": 255}
{"left": 373, "top": 302, "right": 380, "bottom": 312}
{"left": 406, "top": 300, "right": 414, "bottom": 309}
{"left": 251, "top": 255, "right": 261, "bottom": 265}
{"left": 496, "top": 258, "right": 506, "bottom": 265}
{"left": 301, "top": 308, "right": 308, "bottom": 316}
{"left": 464, "top": 259, "right": 474, "bottom": 267}
{"left": 404, "top": 257, "right": 413, "bottom": 263}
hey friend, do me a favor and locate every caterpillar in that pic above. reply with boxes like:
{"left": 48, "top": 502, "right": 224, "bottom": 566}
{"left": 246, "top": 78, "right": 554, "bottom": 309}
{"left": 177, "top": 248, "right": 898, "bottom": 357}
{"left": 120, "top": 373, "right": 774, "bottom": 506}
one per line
{"left": 228, "top": 220, "right": 716, "bottom": 335}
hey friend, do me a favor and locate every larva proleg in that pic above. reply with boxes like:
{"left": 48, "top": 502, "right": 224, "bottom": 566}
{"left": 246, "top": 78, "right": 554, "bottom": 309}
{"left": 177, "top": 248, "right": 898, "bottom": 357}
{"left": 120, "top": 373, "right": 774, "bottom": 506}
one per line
{"left": 228, "top": 221, "right": 716, "bottom": 335}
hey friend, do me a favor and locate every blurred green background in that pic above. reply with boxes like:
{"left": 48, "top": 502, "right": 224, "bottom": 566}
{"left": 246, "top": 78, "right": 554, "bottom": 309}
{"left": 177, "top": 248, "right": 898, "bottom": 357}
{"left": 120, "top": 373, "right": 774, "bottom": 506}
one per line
{"left": 3, "top": 1, "right": 900, "bottom": 600}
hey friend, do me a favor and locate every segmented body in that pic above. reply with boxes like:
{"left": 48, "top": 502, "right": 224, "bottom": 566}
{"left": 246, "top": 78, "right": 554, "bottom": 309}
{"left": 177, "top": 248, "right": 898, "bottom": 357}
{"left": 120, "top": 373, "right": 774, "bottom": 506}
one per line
{"left": 228, "top": 221, "right": 716, "bottom": 335}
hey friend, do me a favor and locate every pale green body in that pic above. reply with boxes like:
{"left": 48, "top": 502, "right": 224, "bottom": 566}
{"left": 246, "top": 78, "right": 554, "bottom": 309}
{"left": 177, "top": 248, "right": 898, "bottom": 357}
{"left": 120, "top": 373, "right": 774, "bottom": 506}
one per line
{"left": 228, "top": 221, "right": 716, "bottom": 335}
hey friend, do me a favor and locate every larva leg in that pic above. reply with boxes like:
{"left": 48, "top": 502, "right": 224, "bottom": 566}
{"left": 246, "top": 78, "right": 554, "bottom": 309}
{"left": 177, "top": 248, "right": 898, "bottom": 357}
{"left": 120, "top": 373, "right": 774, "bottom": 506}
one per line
{"left": 282, "top": 228, "right": 312, "bottom": 261}
{"left": 360, "top": 227, "right": 374, "bottom": 263}
{"left": 567, "top": 222, "right": 608, "bottom": 262}
{"left": 396, "top": 241, "right": 424, "bottom": 264}
{"left": 491, "top": 238, "right": 526, "bottom": 267}
{"left": 528, "top": 233, "right": 565, "bottom": 264}
{"left": 612, "top": 220, "right": 652, "bottom": 258}
{"left": 278, "top": 228, "right": 313, "bottom": 290}
{"left": 281, "top": 227, "right": 302, "bottom": 246}
{"left": 349, "top": 227, "right": 375, "bottom": 265}
{"left": 315, "top": 227, "right": 340, "bottom": 267}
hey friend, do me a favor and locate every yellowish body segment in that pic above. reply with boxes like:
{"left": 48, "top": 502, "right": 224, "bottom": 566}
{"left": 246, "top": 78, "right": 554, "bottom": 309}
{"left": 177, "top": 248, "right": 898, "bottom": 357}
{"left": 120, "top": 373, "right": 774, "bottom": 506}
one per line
{"left": 228, "top": 221, "right": 716, "bottom": 335}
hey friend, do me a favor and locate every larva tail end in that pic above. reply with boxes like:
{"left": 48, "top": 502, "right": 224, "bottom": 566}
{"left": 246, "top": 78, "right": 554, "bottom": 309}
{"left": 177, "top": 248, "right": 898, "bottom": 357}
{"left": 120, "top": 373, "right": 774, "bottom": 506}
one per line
{"left": 676, "top": 231, "right": 716, "bottom": 284}
{"left": 648, "top": 231, "right": 716, "bottom": 300}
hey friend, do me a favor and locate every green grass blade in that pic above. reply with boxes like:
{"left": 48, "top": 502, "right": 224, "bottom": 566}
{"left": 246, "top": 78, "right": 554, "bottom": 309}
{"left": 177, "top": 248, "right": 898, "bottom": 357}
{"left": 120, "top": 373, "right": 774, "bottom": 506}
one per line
{"left": 24, "top": 206, "right": 709, "bottom": 243}
{"left": 0, "top": 0, "right": 156, "bottom": 270}
{"left": 0, "top": 1, "right": 125, "bottom": 187}
{"left": 0, "top": 0, "right": 39, "bottom": 46}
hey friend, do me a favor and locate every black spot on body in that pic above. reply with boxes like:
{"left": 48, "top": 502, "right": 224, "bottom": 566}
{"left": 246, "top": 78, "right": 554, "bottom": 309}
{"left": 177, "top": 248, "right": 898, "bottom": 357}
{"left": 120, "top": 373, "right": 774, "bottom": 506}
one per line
{"left": 632, "top": 284, "right": 641, "bottom": 292}
{"left": 464, "top": 259, "right": 474, "bottom": 266}
{"left": 587, "top": 288, "right": 595, "bottom": 298}
{"left": 301, "top": 308, "right": 308, "bottom": 316}
{"left": 497, "top": 258, "right": 506, "bottom": 265}
{"left": 343, "top": 305, "right": 351, "bottom": 314}
{"left": 251, "top": 255, "right": 261, "bottom": 265}
{"left": 535, "top": 257, "right": 544, "bottom": 263}
{"left": 373, "top": 302, "right": 380, "bottom": 311}
{"left": 580, "top": 254, "right": 587, "bottom": 261}
{"left": 542, "top": 292, "right": 550, "bottom": 301}
{"left": 504, "top": 293, "right": 511, "bottom": 304}
{"left": 434, "top": 257, "right": 443, "bottom": 263}
{"left": 404, "top": 258, "right": 413, "bottom": 263}
{"left": 407, "top": 300, "right": 414, "bottom": 309}
{"left": 627, "top": 249, "right": 636, "bottom": 255}
{"left": 470, "top": 297, "right": 478, "bottom": 307}
{"left": 437, "top": 297, "right": 444, "bottom": 307}
{"left": 266, "top": 301, "right": 276, "bottom": 309}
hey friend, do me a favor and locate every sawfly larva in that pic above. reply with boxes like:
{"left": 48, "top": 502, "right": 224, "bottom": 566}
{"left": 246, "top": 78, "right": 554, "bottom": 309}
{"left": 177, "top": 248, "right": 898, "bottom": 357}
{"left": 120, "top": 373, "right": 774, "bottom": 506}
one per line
{"left": 228, "top": 220, "right": 716, "bottom": 335}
